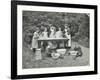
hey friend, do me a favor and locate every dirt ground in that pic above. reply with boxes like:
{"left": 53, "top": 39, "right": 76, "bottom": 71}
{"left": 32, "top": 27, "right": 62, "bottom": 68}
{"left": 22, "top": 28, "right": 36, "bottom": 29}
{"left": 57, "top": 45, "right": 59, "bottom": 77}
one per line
{"left": 22, "top": 41, "right": 90, "bottom": 69}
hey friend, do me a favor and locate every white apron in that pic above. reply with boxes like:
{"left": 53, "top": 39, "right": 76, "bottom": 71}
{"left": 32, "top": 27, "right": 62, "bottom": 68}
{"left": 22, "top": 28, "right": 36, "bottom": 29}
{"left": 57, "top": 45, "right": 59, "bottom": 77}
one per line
{"left": 32, "top": 32, "right": 39, "bottom": 48}
{"left": 67, "top": 34, "right": 71, "bottom": 47}
{"left": 65, "top": 32, "right": 71, "bottom": 47}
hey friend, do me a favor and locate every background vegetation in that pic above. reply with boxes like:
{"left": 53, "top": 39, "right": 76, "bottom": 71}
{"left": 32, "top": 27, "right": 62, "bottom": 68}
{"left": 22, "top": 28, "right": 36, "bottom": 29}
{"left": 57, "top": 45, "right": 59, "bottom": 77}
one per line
{"left": 23, "top": 11, "right": 90, "bottom": 48}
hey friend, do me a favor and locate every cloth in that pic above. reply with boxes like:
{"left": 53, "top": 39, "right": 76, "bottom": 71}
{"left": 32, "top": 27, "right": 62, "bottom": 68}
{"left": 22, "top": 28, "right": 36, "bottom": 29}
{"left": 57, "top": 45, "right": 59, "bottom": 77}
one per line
{"left": 67, "top": 34, "right": 71, "bottom": 47}
{"left": 47, "top": 42, "right": 57, "bottom": 49}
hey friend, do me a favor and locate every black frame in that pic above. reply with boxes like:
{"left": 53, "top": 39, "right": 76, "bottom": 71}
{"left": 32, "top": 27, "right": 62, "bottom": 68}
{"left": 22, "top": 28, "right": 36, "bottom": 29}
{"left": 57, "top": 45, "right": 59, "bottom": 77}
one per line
{"left": 11, "top": 0, "right": 98, "bottom": 79}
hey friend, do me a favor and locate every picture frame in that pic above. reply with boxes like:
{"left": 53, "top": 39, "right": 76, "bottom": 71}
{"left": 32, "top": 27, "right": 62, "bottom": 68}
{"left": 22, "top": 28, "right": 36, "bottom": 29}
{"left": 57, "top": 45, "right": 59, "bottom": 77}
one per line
{"left": 11, "top": 0, "right": 98, "bottom": 79}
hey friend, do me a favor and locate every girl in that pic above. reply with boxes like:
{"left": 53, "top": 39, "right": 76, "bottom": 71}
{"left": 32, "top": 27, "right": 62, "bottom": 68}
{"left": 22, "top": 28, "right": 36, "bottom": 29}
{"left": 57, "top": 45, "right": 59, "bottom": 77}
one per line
{"left": 42, "top": 27, "right": 48, "bottom": 39}
{"left": 31, "top": 28, "right": 39, "bottom": 53}
{"left": 41, "top": 27, "right": 48, "bottom": 51}
{"left": 55, "top": 27, "right": 63, "bottom": 48}
{"left": 64, "top": 27, "right": 71, "bottom": 48}
{"left": 55, "top": 27, "right": 63, "bottom": 38}
{"left": 49, "top": 26, "right": 57, "bottom": 48}
{"left": 49, "top": 26, "right": 56, "bottom": 38}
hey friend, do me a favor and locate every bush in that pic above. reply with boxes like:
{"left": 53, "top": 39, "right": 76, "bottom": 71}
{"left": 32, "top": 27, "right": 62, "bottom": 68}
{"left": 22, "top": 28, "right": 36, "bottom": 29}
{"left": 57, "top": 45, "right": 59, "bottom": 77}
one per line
{"left": 23, "top": 11, "right": 90, "bottom": 47}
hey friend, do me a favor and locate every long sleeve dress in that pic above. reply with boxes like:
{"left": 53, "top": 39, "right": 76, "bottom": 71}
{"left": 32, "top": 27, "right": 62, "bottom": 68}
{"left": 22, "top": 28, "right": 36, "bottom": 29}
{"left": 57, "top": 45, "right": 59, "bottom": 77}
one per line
{"left": 55, "top": 31, "right": 63, "bottom": 38}
{"left": 32, "top": 32, "right": 39, "bottom": 49}
{"left": 41, "top": 31, "right": 48, "bottom": 50}
{"left": 65, "top": 32, "right": 71, "bottom": 47}
{"left": 55, "top": 31, "right": 63, "bottom": 48}
{"left": 49, "top": 27, "right": 56, "bottom": 38}
{"left": 42, "top": 31, "right": 48, "bottom": 39}
{"left": 49, "top": 31, "right": 56, "bottom": 38}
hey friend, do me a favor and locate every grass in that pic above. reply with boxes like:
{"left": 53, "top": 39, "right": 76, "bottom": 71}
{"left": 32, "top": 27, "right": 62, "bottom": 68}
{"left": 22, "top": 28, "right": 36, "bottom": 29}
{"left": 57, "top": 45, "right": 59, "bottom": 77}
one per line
{"left": 22, "top": 41, "right": 90, "bottom": 69}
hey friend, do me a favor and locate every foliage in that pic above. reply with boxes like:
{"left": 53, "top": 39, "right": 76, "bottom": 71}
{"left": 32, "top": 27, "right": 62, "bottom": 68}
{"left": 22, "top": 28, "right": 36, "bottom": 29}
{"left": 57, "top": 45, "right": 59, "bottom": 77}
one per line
{"left": 23, "top": 11, "right": 90, "bottom": 47}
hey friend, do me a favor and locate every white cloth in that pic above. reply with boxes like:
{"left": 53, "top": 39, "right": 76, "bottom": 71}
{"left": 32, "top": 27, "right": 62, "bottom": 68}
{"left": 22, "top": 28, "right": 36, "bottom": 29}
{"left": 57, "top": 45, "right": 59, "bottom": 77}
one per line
{"left": 65, "top": 31, "right": 68, "bottom": 38}
{"left": 67, "top": 34, "right": 71, "bottom": 47}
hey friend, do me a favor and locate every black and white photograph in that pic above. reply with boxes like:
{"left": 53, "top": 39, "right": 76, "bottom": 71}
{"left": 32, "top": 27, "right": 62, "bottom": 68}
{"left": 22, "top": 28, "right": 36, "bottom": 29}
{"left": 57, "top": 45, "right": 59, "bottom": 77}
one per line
{"left": 22, "top": 11, "right": 90, "bottom": 69}
{"left": 11, "top": 1, "right": 97, "bottom": 79}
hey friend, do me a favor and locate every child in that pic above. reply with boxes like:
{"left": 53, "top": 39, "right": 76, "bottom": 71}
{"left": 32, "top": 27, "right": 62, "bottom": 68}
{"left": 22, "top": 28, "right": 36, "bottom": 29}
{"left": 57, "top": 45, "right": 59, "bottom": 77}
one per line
{"left": 55, "top": 27, "right": 63, "bottom": 38}
{"left": 64, "top": 27, "right": 71, "bottom": 48}
{"left": 42, "top": 27, "right": 48, "bottom": 39}
{"left": 49, "top": 26, "right": 56, "bottom": 38}
{"left": 64, "top": 25, "right": 70, "bottom": 36}
{"left": 67, "top": 33, "right": 71, "bottom": 47}
{"left": 55, "top": 27, "right": 63, "bottom": 48}
{"left": 41, "top": 27, "right": 48, "bottom": 51}
{"left": 31, "top": 28, "right": 39, "bottom": 53}
{"left": 49, "top": 26, "right": 57, "bottom": 49}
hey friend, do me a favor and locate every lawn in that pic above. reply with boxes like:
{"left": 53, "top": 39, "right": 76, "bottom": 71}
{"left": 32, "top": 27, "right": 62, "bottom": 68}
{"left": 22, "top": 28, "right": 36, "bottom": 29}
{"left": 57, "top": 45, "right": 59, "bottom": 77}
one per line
{"left": 22, "top": 41, "right": 90, "bottom": 69}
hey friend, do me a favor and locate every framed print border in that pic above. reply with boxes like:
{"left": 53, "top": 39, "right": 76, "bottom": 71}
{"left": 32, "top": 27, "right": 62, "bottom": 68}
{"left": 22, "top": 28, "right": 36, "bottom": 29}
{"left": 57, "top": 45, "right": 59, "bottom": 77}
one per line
{"left": 11, "top": 0, "right": 98, "bottom": 79}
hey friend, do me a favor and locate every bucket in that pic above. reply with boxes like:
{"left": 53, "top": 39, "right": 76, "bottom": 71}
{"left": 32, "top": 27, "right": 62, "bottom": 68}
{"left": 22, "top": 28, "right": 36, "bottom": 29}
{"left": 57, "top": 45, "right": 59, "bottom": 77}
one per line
{"left": 35, "top": 48, "right": 42, "bottom": 60}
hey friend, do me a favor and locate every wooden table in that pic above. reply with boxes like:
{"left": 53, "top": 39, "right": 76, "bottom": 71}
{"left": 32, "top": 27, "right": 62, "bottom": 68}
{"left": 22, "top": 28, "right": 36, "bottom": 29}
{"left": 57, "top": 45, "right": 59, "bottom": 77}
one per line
{"left": 38, "top": 38, "right": 69, "bottom": 48}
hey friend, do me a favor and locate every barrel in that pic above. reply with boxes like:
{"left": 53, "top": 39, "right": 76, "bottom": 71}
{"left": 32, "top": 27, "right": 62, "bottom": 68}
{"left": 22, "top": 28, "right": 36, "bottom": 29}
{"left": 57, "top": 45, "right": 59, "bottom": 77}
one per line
{"left": 35, "top": 48, "right": 42, "bottom": 60}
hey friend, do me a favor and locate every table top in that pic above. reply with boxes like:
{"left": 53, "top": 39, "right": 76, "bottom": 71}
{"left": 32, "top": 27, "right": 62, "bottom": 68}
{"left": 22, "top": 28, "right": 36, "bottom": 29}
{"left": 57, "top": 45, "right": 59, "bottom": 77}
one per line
{"left": 38, "top": 38, "right": 69, "bottom": 41}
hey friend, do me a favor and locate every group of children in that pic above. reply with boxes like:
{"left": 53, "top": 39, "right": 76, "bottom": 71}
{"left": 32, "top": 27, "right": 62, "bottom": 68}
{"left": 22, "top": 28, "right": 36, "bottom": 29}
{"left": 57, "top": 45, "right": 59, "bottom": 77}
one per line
{"left": 30, "top": 24, "right": 83, "bottom": 60}
{"left": 31, "top": 25, "right": 71, "bottom": 54}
